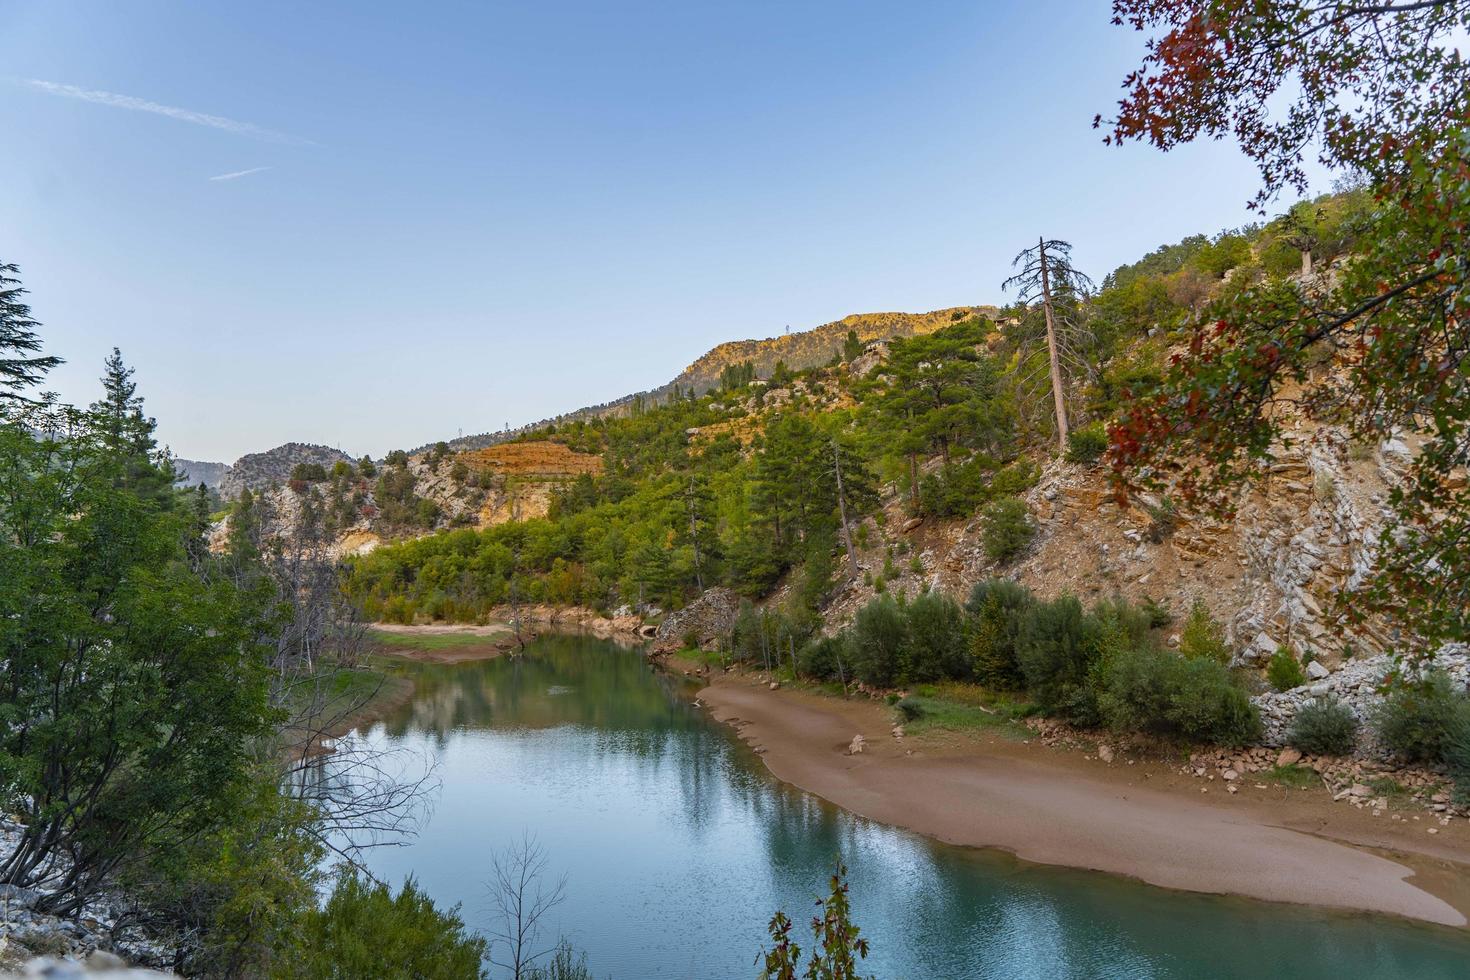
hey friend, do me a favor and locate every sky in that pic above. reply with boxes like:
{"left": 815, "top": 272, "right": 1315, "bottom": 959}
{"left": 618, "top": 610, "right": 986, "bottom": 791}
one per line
{"left": 0, "top": 1, "right": 1329, "bottom": 462}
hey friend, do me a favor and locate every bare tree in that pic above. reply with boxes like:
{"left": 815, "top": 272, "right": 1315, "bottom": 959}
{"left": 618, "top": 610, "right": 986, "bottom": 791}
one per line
{"left": 488, "top": 834, "right": 568, "bottom": 980}
{"left": 832, "top": 439, "right": 858, "bottom": 582}
{"left": 1003, "top": 238, "right": 1095, "bottom": 452}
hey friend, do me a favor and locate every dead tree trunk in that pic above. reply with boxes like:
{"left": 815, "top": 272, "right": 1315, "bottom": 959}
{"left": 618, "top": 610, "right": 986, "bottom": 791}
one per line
{"left": 832, "top": 440, "right": 858, "bottom": 582}
{"left": 1038, "top": 236, "right": 1070, "bottom": 453}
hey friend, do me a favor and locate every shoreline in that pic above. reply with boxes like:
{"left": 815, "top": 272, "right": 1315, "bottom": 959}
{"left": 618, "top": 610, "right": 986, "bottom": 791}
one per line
{"left": 696, "top": 671, "right": 1470, "bottom": 930}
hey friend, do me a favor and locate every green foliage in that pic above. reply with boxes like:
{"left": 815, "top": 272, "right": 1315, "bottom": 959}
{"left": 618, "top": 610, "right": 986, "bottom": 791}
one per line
{"left": 965, "top": 578, "right": 1035, "bottom": 689}
{"left": 904, "top": 590, "right": 969, "bottom": 683}
{"left": 1065, "top": 422, "right": 1108, "bottom": 464}
{"left": 290, "top": 461, "right": 329, "bottom": 482}
{"left": 1178, "top": 599, "right": 1230, "bottom": 664}
{"left": 981, "top": 496, "right": 1034, "bottom": 563}
{"left": 1015, "top": 595, "right": 1103, "bottom": 725}
{"left": 1096, "top": 646, "right": 1261, "bottom": 746}
{"left": 526, "top": 940, "right": 594, "bottom": 980}
{"left": 1287, "top": 698, "right": 1360, "bottom": 756}
{"left": 759, "top": 861, "right": 872, "bottom": 980}
{"left": 1267, "top": 646, "right": 1307, "bottom": 691}
{"left": 276, "top": 872, "right": 487, "bottom": 980}
{"left": 0, "top": 261, "right": 63, "bottom": 396}
{"left": 0, "top": 378, "right": 274, "bottom": 914}
{"left": 798, "top": 634, "right": 852, "bottom": 683}
{"left": 1374, "top": 672, "right": 1470, "bottom": 764}
{"left": 848, "top": 596, "right": 909, "bottom": 688}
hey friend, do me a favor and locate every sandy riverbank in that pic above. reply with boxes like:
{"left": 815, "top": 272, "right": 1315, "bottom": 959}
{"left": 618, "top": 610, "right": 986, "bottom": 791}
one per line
{"left": 697, "top": 673, "right": 1470, "bottom": 929}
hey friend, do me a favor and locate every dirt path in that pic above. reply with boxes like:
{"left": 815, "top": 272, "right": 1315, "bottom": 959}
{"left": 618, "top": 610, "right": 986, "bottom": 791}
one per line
{"left": 698, "top": 674, "right": 1470, "bottom": 928}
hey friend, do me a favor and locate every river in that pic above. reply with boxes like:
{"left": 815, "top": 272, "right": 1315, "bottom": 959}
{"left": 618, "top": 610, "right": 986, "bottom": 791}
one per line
{"left": 332, "top": 634, "right": 1470, "bottom": 978}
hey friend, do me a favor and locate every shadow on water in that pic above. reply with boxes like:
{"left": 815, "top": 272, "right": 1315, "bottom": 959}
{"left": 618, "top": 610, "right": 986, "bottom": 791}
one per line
{"left": 330, "top": 634, "right": 1470, "bottom": 979}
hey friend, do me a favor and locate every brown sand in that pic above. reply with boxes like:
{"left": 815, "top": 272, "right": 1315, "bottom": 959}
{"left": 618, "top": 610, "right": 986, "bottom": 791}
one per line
{"left": 698, "top": 675, "right": 1470, "bottom": 928}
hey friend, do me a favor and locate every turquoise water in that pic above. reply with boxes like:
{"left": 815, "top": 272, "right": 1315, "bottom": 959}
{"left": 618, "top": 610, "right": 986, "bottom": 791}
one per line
{"left": 338, "top": 635, "right": 1470, "bottom": 979}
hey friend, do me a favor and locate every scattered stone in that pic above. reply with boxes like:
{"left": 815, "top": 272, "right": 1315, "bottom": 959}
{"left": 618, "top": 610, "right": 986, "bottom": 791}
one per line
{"left": 1349, "top": 783, "right": 1373, "bottom": 798}
{"left": 1306, "top": 660, "right": 1331, "bottom": 681}
{"left": 768, "top": 681, "right": 780, "bottom": 691}
{"left": 847, "top": 735, "right": 866, "bottom": 756}
{"left": 1276, "top": 747, "right": 1302, "bottom": 767}
{"left": 1097, "top": 745, "right": 1114, "bottom": 763}
{"left": 1222, "top": 769, "right": 1239, "bottom": 781}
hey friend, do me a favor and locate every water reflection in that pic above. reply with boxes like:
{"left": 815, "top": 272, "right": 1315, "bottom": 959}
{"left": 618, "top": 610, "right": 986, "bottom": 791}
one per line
{"left": 330, "top": 635, "right": 1470, "bottom": 979}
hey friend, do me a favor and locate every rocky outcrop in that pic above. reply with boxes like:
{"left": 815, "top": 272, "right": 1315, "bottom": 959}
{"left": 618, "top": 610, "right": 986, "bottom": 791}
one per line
{"left": 1252, "top": 644, "right": 1470, "bottom": 753}
{"left": 0, "top": 822, "right": 174, "bottom": 970}
{"left": 218, "top": 443, "right": 354, "bottom": 500}
{"left": 2, "top": 955, "right": 174, "bottom": 978}
{"left": 652, "top": 588, "right": 741, "bottom": 653}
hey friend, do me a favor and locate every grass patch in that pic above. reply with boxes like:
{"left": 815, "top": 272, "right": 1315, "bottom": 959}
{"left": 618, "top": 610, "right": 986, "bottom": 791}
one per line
{"left": 1264, "top": 763, "right": 1319, "bottom": 790}
{"left": 1366, "top": 775, "right": 1409, "bottom": 798}
{"left": 897, "top": 683, "right": 1034, "bottom": 738}
{"left": 368, "top": 628, "right": 505, "bottom": 651}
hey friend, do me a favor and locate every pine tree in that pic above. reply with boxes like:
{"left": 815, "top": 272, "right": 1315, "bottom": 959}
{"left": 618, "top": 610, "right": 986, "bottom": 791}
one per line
{"left": 1003, "top": 240, "right": 1095, "bottom": 452}
{"left": 0, "top": 262, "right": 63, "bottom": 398}
{"left": 89, "top": 348, "right": 174, "bottom": 501}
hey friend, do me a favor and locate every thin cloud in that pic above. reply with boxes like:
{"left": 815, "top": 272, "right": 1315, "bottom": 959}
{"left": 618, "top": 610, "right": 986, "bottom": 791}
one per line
{"left": 24, "top": 79, "right": 314, "bottom": 145}
{"left": 209, "top": 166, "right": 272, "bottom": 182}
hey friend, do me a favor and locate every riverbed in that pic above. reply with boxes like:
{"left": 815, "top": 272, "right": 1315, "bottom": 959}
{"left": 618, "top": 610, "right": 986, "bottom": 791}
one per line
{"left": 332, "top": 634, "right": 1470, "bottom": 978}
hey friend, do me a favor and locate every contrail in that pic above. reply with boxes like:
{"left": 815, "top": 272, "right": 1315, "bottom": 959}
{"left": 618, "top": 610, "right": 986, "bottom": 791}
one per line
{"left": 24, "top": 79, "right": 314, "bottom": 145}
{"left": 209, "top": 166, "right": 272, "bottom": 182}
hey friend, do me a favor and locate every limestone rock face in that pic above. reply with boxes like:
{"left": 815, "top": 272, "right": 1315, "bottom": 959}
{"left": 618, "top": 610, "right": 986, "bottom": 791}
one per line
{"left": 218, "top": 442, "right": 354, "bottom": 500}
{"left": 651, "top": 588, "right": 742, "bottom": 654}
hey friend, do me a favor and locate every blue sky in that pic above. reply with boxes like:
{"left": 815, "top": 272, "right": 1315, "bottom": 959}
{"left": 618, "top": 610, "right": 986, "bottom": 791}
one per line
{"left": 1, "top": 1, "right": 1324, "bottom": 462}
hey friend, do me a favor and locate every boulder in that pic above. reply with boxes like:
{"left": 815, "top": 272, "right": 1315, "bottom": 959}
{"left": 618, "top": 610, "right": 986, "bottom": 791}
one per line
{"left": 1306, "top": 660, "right": 1331, "bottom": 680}
{"left": 1276, "top": 747, "right": 1303, "bottom": 768}
{"left": 847, "top": 735, "right": 866, "bottom": 756}
{"left": 1097, "top": 744, "right": 1115, "bottom": 763}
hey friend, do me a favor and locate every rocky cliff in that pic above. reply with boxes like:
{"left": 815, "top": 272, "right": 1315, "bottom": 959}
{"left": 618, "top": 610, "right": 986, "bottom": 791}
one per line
{"left": 218, "top": 442, "right": 355, "bottom": 499}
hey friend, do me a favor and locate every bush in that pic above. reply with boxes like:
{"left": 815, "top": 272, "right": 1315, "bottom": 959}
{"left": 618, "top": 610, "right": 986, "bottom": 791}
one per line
{"left": 797, "top": 634, "right": 852, "bottom": 682}
{"left": 990, "top": 459, "right": 1039, "bottom": 496}
{"left": 1016, "top": 596, "right": 1103, "bottom": 724}
{"left": 1267, "top": 646, "right": 1307, "bottom": 691}
{"left": 917, "top": 457, "right": 993, "bottom": 519}
{"left": 1287, "top": 698, "right": 1359, "bottom": 756}
{"left": 1065, "top": 423, "right": 1108, "bottom": 464}
{"left": 1178, "top": 599, "right": 1230, "bottom": 663}
{"left": 1098, "top": 646, "right": 1261, "bottom": 746}
{"left": 1375, "top": 671, "right": 1470, "bottom": 764}
{"left": 904, "top": 590, "right": 969, "bottom": 682}
{"left": 289, "top": 461, "right": 329, "bottom": 482}
{"left": 848, "top": 596, "right": 909, "bottom": 688}
{"left": 1446, "top": 712, "right": 1470, "bottom": 804}
{"left": 965, "top": 579, "right": 1035, "bottom": 689}
{"left": 280, "top": 872, "right": 487, "bottom": 980}
{"left": 982, "top": 496, "right": 1035, "bottom": 563}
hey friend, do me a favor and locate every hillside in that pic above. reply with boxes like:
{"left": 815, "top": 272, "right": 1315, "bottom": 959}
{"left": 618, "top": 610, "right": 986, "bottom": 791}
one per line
{"left": 410, "top": 305, "right": 996, "bottom": 456}
{"left": 218, "top": 442, "right": 356, "bottom": 499}
{"left": 669, "top": 306, "right": 997, "bottom": 393}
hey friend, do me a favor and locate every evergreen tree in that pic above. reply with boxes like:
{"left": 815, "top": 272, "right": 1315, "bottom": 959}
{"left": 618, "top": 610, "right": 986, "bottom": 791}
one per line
{"left": 0, "top": 262, "right": 63, "bottom": 399}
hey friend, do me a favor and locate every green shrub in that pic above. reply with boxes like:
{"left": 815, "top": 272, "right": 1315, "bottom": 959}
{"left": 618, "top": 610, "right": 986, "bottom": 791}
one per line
{"left": 848, "top": 596, "right": 909, "bottom": 688}
{"left": 966, "top": 578, "right": 1035, "bottom": 689}
{"left": 990, "top": 459, "right": 1039, "bottom": 496}
{"left": 1016, "top": 596, "right": 1104, "bottom": 725}
{"left": 917, "top": 456, "right": 994, "bottom": 519}
{"left": 1375, "top": 671, "right": 1470, "bottom": 764}
{"left": 1446, "top": 712, "right": 1470, "bottom": 804}
{"left": 1140, "top": 597, "right": 1172, "bottom": 628}
{"left": 797, "top": 634, "right": 851, "bottom": 682}
{"left": 1097, "top": 646, "right": 1261, "bottom": 746}
{"left": 1267, "top": 647, "right": 1307, "bottom": 691}
{"left": 904, "top": 590, "right": 969, "bottom": 682}
{"left": 289, "top": 461, "right": 329, "bottom": 482}
{"left": 982, "top": 496, "right": 1035, "bottom": 563}
{"left": 1065, "top": 423, "right": 1108, "bottom": 464}
{"left": 1287, "top": 698, "right": 1359, "bottom": 756}
{"left": 280, "top": 872, "right": 486, "bottom": 980}
{"left": 1178, "top": 599, "right": 1230, "bottom": 663}
{"left": 896, "top": 697, "right": 928, "bottom": 721}
{"left": 1090, "top": 595, "right": 1154, "bottom": 653}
